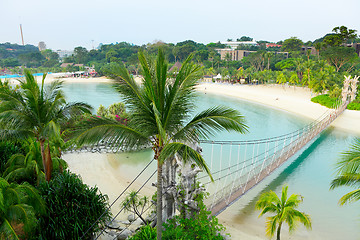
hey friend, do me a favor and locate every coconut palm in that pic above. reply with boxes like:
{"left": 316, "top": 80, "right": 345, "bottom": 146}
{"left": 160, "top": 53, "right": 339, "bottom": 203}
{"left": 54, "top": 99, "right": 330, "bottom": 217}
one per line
{"left": 330, "top": 139, "right": 360, "bottom": 205}
{"left": 0, "top": 177, "right": 45, "bottom": 239}
{"left": 256, "top": 185, "right": 312, "bottom": 240}
{"left": 74, "top": 49, "right": 248, "bottom": 239}
{"left": 0, "top": 70, "right": 92, "bottom": 181}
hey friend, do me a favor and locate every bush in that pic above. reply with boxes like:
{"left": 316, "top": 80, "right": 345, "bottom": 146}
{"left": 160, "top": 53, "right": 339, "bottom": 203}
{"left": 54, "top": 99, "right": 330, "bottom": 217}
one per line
{"left": 38, "top": 171, "right": 111, "bottom": 240}
{"left": 0, "top": 140, "right": 23, "bottom": 175}
{"left": 162, "top": 202, "right": 226, "bottom": 240}
{"left": 129, "top": 225, "right": 157, "bottom": 240}
{"left": 347, "top": 99, "right": 360, "bottom": 110}
{"left": 311, "top": 94, "right": 340, "bottom": 108}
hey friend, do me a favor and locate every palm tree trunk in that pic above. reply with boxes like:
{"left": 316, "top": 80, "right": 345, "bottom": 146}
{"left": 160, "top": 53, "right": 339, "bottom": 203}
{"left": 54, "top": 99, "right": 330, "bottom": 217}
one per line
{"left": 157, "top": 160, "right": 163, "bottom": 240}
{"left": 39, "top": 140, "right": 48, "bottom": 182}
{"left": 276, "top": 223, "right": 282, "bottom": 240}
{"left": 45, "top": 144, "right": 53, "bottom": 181}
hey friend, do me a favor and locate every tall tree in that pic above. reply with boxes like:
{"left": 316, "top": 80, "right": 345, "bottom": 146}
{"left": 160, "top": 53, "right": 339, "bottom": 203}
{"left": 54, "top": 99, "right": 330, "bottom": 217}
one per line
{"left": 74, "top": 50, "right": 248, "bottom": 239}
{"left": 281, "top": 37, "right": 303, "bottom": 52}
{"left": 256, "top": 186, "right": 312, "bottom": 240}
{"left": 0, "top": 70, "right": 92, "bottom": 181}
{"left": 321, "top": 46, "right": 358, "bottom": 72}
{"left": 330, "top": 139, "right": 360, "bottom": 205}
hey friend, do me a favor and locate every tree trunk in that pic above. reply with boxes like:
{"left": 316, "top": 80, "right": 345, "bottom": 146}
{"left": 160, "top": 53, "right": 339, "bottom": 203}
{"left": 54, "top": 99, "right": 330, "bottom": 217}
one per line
{"left": 39, "top": 140, "right": 48, "bottom": 182}
{"left": 156, "top": 161, "right": 163, "bottom": 240}
{"left": 163, "top": 158, "right": 176, "bottom": 221}
{"left": 276, "top": 223, "right": 282, "bottom": 240}
{"left": 45, "top": 144, "right": 53, "bottom": 181}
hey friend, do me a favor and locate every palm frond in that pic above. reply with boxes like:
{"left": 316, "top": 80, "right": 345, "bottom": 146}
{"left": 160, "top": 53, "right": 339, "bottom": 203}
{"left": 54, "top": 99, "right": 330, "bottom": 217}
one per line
{"left": 73, "top": 116, "right": 149, "bottom": 150}
{"left": 159, "top": 142, "right": 212, "bottom": 180}
{"left": 173, "top": 106, "right": 248, "bottom": 142}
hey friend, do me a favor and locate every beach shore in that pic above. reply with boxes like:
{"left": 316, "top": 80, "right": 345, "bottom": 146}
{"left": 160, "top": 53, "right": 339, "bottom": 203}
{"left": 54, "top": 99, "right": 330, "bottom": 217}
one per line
{"left": 196, "top": 82, "right": 360, "bottom": 136}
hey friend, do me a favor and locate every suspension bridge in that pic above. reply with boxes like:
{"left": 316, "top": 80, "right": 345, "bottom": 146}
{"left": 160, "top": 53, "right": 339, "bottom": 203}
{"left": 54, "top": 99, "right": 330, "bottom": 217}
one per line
{"left": 80, "top": 76, "right": 358, "bottom": 240}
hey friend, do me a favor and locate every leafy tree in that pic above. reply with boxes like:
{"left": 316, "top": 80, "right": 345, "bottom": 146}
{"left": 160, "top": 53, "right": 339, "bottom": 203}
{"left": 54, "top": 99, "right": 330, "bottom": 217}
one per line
{"left": 0, "top": 178, "right": 45, "bottom": 239}
{"left": 321, "top": 46, "right": 358, "bottom": 72}
{"left": 256, "top": 186, "right": 312, "bottom": 240}
{"left": 38, "top": 171, "right": 111, "bottom": 239}
{"left": 73, "top": 46, "right": 89, "bottom": 64}
{"left": 0, "top": 70, "right": 92, "bottom": 181}
{"left": 74, "top": 50, "right": 248, "bottom": 239}
{"left": 237, "top": 36, "right": 253, "bottom": 41}
{"left": 0, "top": 140, "right": 23, "bottom": 175}
{"left": 281, "top": 37, "right": 304, "bottom": 52}
{"left": 122, "top": 191, "right": 150, "bottom": 224}
{"left": 330, "top": 139, "right": 360, "bottom": 205}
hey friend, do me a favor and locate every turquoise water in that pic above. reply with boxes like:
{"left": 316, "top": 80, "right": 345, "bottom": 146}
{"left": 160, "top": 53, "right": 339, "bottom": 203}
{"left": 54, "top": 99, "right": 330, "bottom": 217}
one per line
{"left": 0, "top": 72, "right": 50, "bottom": 79}
{"left": 62, "top": 82, "right": 360, "bottom": 239}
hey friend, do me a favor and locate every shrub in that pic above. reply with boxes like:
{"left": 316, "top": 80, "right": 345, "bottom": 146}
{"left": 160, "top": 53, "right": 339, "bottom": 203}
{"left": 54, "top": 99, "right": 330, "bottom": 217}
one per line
{"left": 162, "top": 202, "right": 226, "bottom": 240}
{"left": 347, "top": 99, "right": 360, "bottom": 110}
{"left": 129, "top": 225, "right": 157, "bottom": 240}
{"left": 0, "top": 140, "right": 23, "bottom": 175}
{"left": 38, "top": 171, "right": 111, "bottom": 239}
{"left": 311, "top": 94, "right": 340, "bottom": 108}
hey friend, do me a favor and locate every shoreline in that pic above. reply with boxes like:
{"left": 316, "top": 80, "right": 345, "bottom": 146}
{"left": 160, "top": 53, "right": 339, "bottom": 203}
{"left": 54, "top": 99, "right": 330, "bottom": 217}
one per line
{"left": 196, "top": 82, "right": 360, "bottom": 136}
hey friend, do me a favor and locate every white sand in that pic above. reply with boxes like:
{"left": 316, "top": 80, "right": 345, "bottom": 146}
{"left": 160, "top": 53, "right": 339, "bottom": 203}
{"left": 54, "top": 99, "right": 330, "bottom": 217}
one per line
{"left": 197, "top": 82, "right": 360, "bottom": 136}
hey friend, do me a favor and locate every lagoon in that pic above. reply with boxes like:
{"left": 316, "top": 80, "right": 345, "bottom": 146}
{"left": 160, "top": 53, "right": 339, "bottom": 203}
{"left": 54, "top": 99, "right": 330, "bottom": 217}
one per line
{"left": 62, "top": 82, "right": 360, "bottom": 239}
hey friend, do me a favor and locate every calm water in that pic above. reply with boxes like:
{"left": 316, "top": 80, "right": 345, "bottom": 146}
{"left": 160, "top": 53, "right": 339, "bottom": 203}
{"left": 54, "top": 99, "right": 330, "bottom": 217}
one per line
{"left": 63, "top": 82, "right": 360, "bottom": 239}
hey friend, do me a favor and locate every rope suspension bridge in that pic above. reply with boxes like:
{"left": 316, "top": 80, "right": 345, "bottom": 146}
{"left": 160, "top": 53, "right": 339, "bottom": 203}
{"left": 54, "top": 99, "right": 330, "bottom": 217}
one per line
{"left": 80, "top": 76, "right": 358, "bottom": 240}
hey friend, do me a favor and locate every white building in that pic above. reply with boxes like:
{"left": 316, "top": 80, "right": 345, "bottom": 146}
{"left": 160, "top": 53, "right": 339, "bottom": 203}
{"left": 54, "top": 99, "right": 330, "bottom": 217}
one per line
{"left": 220, "top": 41, "right": 258, "bottom": 50}
{"left": 56, "top": 50, "right": 74, "bottom": 59}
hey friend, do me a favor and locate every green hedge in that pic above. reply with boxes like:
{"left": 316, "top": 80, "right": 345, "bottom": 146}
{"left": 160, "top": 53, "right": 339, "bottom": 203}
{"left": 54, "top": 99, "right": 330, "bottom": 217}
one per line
{"left": 311, "top": 94, "right": 360, "bottom": 110}
{"left": 311, "top": 94, "right": 341, "bottom": 109}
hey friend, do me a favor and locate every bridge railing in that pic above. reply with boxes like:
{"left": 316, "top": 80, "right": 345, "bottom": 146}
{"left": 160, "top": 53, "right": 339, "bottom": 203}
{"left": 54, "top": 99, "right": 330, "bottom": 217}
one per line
{"left": 203, "top": 101, "right": 348, "bottom": 215}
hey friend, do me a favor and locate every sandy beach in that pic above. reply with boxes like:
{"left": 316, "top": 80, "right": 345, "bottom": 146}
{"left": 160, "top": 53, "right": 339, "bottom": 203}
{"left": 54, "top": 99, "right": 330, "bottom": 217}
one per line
{"left": 197, "top": 82, "right": 360, "bottom": 136}
{"left": 57, "top": 79, "right": 360, "bottom": 239}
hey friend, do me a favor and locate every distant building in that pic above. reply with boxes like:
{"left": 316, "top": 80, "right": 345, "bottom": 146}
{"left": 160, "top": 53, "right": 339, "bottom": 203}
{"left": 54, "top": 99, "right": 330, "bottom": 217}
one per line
{"left": 301, "top": 46, "right": 317, "bottom": 55}
{"left": 216, "top": 49, "right": 256, "bottom": 61}
{"left": 169, "top": 62, "right": 182, "bottom": 72}
{"left": 266, "top": 43, "right": 282, "bottom": 48}
{"left": 56, "top": 50, "right": 74, "bottom": 59}
{"left": 60, "top": 63, "right": 74, "bottom": 68}
{"left": 346, "top": 43, "right": 360, "bottom": 57}
{"left": 220, "top": 41, "right": 258, "bottom": 50}
{"left": 38, "top": 41, "right": 46, "bottom": 51}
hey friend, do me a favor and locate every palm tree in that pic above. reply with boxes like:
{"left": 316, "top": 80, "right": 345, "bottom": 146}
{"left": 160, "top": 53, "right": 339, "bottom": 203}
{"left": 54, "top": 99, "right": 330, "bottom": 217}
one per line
{"left": 0, "top": 70, "right": 92, "bottom": 181}
{"left": 0, "top": 177, "right": 45, "bottom": 239}
{"left": 74, "top": 49, "right": 248, "bottom": 239}
{"left": 330, "top": 139, "right": 360, "bottom": 205}
{"left": 256, "top": 185, "right": 312, "bottom": 240}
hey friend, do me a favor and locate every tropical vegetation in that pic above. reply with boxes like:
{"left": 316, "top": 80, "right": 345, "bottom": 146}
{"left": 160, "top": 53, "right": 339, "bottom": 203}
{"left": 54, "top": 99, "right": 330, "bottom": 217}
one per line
{"left": 255, "top": 185, "right": 312, "bottom": 240}
{"left": 0, "top": 70, "right": 92, "bottom": 181}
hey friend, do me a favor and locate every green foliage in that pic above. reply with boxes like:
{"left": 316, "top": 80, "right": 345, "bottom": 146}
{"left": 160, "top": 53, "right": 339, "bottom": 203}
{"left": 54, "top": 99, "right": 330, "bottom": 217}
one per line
{"left": 129, "top": 225, "right": 157, "bottom": 240}
{"left": 96, "top": 102, "right": 129, "bottom": 124}
{"left": 162, "top": 202, "right": 226, "bottom": 240}
{"left": 281, "top": 37, "right": 303, "bottom": 52}
{"left": 0, "top": 140, "right": 23, "bottom": 175}
{"left": 121, "top": 191, "right": 150, "bottom": 224}
{"left": 38, "top": 171, "right": 111, "bottom": 240}
{"left": 311, "top": 94, "right": 340, "bottom": 108}
{"left": 0, "top": 178, "right": 45, "bottom": 240}
{"left": 347, "top": 99, "right": 360, "bottom": 110}
{"left": 330, "top": 139, "right": 360, "bottom": 205}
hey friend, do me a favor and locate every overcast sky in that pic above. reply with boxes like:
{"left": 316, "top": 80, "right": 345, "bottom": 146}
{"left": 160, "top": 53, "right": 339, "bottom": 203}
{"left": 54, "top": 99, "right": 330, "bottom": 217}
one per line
{"left": 1, "top": 0, "right": 359, "bottom": 50}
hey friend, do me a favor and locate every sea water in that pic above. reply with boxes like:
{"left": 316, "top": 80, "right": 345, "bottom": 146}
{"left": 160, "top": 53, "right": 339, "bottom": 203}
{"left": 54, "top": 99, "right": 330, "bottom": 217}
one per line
{"left": 62, "top": 82, "right": 360, "bottom": 239}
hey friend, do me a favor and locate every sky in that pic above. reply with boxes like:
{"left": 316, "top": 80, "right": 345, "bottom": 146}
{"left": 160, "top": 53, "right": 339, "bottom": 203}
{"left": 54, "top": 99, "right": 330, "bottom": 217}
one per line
{"left": 1, "top": 0, "right": 360, "bottom": 50}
